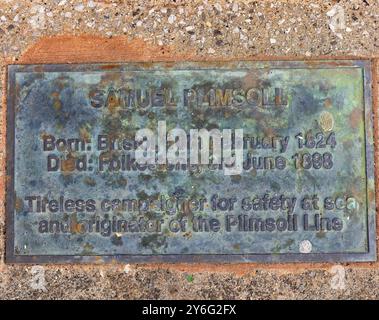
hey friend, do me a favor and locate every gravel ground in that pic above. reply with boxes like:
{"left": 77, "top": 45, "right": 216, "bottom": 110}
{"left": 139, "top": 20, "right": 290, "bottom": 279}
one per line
{"left": 0, "top": 0, "right": 379, "bottom": 300}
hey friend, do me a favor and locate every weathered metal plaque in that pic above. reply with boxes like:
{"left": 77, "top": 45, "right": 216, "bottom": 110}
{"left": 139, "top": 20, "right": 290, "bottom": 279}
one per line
{"left": 6, "top": 61, "right": 376, "bottom": 263}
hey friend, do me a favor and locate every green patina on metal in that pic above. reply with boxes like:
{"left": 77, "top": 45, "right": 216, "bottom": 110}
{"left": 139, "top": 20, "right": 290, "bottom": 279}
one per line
{"left": 5, "top": 60, "right": 376, "bottom": 263}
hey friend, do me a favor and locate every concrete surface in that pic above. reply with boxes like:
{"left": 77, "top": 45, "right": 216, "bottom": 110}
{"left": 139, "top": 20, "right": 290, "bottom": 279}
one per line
{"left": 0, "top": 0, "right": 379, "bottom": 300}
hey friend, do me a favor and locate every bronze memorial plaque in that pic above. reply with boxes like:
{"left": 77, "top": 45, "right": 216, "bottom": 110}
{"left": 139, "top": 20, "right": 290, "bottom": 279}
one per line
{"left": 6, "top": 60, "right": 376, "bottom": 263}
